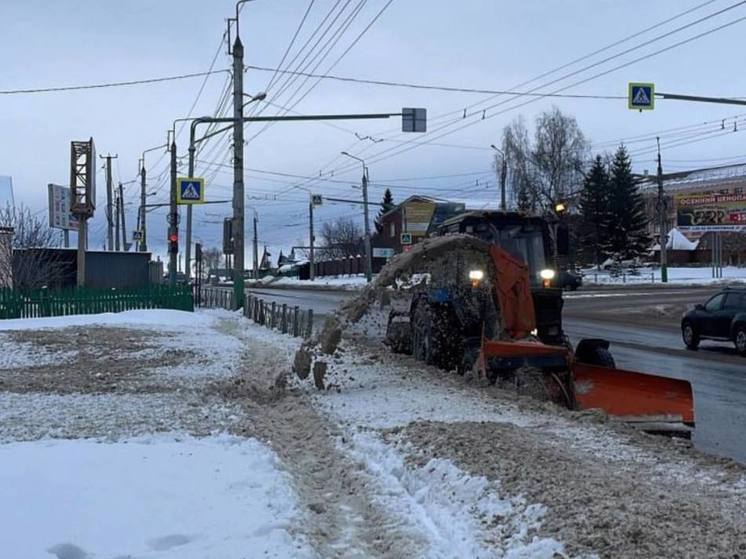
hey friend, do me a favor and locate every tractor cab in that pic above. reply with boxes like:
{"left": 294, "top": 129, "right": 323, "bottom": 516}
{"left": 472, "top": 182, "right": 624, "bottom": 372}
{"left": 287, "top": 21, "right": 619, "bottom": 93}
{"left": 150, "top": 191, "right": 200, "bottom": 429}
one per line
{"left": 434, "top": 211, "right": 564, "bottom": 344}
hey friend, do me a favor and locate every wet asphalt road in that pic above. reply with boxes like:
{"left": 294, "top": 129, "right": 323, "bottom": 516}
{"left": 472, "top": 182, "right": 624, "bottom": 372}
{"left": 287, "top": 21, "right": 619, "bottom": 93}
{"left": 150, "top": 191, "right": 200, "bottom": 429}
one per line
{"left": 246, "top": 285, "right": 746, "bottom": 464}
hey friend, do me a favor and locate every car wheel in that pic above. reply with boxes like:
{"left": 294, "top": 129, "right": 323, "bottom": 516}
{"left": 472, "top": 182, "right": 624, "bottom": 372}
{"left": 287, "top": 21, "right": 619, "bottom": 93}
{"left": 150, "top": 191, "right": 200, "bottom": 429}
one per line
{"left": 682, "top": 321, "right": 700, "bottom": 351}
{"left": 734, "top": 325, "right": 746, "bottom": 357}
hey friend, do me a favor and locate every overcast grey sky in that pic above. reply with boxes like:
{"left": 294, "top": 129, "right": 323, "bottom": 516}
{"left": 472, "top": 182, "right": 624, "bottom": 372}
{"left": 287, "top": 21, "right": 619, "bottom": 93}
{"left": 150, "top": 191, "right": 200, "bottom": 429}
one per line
{"left": 3, "top": 0, "right": 746, "bottom": 260}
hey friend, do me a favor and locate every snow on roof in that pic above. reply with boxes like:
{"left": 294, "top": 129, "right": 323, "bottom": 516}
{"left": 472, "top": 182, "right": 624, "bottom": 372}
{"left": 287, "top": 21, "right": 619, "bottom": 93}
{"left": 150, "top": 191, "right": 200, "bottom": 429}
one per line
{"left": 651, "top": 228, "right": 699, "bottom": 251}
{"left": 639, "top": 163, "right": 746, "bottom": 194}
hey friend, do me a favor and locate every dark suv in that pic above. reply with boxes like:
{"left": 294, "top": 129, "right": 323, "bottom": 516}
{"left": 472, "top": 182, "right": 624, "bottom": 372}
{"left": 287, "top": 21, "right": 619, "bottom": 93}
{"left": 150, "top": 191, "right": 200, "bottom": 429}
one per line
{"left": 681, "top": 287, "right": 746, "bottom": 356}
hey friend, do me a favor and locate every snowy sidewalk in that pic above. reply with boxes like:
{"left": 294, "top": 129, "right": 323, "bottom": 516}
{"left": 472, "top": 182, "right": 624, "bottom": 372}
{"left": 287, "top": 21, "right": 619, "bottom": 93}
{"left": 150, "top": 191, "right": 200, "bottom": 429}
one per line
{"left": 2, "top": 308, "right": 745, "bottom": 558}
{"left": 0, "top": 309, "right": 313, "bottom": 558}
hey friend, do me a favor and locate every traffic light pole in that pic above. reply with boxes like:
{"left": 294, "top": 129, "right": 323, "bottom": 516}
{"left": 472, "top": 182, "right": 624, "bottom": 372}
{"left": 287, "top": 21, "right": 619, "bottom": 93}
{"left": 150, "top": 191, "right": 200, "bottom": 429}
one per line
{"left": 168, "top": 140, "right": 178, "bottom": 286}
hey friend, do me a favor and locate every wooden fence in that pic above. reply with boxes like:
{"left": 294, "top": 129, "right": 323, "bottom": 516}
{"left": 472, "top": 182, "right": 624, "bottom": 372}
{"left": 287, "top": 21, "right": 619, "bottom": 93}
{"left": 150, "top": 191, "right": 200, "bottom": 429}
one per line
{"left": 0, "top": 285, "right": 194, "bottom": 320}
{"left": 199, "top": 287, "right": 313, "bottom": 339}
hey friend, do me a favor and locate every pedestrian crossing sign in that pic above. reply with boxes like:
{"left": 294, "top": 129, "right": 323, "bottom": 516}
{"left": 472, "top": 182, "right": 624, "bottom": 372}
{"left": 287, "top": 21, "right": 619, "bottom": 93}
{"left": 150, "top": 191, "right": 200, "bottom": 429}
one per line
{"left": 628, "top": 82, "right": 655, "bottom": 111}
{"left": 177, "top": 177, "right": 205, "bottom": 204}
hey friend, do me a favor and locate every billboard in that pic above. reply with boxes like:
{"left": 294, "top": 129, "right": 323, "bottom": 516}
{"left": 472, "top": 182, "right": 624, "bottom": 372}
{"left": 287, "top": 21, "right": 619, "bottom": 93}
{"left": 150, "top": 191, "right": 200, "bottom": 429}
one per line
{"left": 48, "top": 183, "right": 79, "bottom": 231}
{"left": 403, "top": 200, "right": 436, "bottom": 235}
{"left": 676, "top": 192, "right": 746, "bottom": 232}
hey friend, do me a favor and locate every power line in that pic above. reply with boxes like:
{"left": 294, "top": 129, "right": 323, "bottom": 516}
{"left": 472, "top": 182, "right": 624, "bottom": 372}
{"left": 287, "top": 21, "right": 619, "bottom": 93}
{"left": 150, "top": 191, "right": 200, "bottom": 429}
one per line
{"left": 334, "top": 6, "right": 746, "bottom": 174}
{"left": 0, "top": 69, "right": 230, "bottom": 95}
{"left": 245, "top": 65, "right": 626, "bottom": 99}
{"left": 271, "top": 0, "right": 745, "bottom": 196}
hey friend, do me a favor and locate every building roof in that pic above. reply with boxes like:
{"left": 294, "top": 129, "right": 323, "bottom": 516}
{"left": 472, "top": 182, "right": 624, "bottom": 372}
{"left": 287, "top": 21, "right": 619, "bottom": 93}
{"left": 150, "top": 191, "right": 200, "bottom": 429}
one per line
{"left": 380, "top": 195, "right": 441, "bottom": 219}
{"left": 639, "top": 163, "right": 746, "bottom": 195}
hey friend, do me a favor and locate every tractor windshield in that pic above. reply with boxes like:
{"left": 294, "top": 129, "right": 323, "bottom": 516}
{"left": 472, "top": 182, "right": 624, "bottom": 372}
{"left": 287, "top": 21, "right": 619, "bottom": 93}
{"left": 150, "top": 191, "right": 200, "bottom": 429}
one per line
{"left": 469, "top": 221, "right": 548, "bottom": 285}
{"left": 496, "top": 226, "right": 546, "bottom": 285}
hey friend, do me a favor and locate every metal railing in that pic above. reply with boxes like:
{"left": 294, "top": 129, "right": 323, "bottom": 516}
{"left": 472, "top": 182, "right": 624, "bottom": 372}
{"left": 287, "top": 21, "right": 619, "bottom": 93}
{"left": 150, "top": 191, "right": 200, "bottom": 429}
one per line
{"left": 198, "top": 287, "right": 312, "bottom": 338}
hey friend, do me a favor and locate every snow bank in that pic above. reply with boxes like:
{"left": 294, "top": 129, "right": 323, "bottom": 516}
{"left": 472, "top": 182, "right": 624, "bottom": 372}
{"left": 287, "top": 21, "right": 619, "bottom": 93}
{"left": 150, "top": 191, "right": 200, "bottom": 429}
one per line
{"left": 0, "top": 434, "right": 313, "bottom": 559}
{"left": 582, "top": 266, "right": 746, "bottom": 285}
{"left": 345, "top": 432, "right": 564, "bottom": 559}
{"left": 0, "top": 308, "right": 218, "bottom": 331}
{"left": 258, "top": 275, "right": 370, "bottom": 290}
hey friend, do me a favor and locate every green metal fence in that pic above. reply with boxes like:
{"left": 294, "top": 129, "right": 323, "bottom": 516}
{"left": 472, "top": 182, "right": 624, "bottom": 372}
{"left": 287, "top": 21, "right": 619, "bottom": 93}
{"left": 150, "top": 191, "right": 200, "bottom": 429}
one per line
{"left": 0, "top": 285, "right": 194, "bottom": 320}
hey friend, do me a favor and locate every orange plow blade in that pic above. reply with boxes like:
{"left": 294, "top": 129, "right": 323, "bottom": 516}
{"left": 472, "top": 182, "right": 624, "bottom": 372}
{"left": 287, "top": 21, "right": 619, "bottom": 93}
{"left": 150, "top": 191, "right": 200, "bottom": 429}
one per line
{"left": 572, "top": 362, "right": 694, "bottom": 425}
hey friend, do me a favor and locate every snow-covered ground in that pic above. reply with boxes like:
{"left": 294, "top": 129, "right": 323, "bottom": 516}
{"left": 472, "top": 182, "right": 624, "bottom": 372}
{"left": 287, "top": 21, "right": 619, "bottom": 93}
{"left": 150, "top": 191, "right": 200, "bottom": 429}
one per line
{"left": 0, "top": 309, "right": 311, "bottom": 558}
{"left": 2, "top": 307, "right": 745, "bottom": 558}
{"left": 582, "top": 265, "right": 746, "bottom": 285}
{"left": 1, "top": 434, "right": 312, "bottom": 559}
{"left": 249, "top": 274, "right": 369, "bottom": 290}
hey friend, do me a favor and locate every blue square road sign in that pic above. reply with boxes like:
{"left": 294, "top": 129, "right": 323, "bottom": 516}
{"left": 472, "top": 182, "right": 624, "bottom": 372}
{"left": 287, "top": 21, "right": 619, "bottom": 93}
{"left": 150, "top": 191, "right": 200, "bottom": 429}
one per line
{"left": 177, "top": 177, "right": 205, "bottom": 204}
{"left": 628, "top": 82, "right": 655, "bottom": 111}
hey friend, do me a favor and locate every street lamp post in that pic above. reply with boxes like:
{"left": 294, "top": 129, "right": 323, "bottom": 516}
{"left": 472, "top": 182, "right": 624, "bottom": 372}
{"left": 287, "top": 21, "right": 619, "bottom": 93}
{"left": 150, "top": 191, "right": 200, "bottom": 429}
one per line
{"left": 341, "top": 152, "right": 372, "bottom": 283}
{"left": 138, "top": 144, "right": 168, "bottom": 253}
{"left": 490, "top": 144, "right": 507, "bottom": 211}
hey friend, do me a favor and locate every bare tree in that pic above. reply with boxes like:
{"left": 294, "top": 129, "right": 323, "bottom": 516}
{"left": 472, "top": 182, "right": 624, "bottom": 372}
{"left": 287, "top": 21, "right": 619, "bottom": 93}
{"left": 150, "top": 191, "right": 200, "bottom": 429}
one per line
{"left": 532, "top": 107, "right": 589, "bottom": 211}
{"left": 320, "top": 217, "right": 363, "bottom": 259}
{"left": 499, "top": 108, "right": 589, "bottom": 214}
{"left": 0, "top": 204, "right": 65, "bottom": 290}
{"left": 201, "top": 246, "right": 223, "bottom": 272}
{"left": 501, "top": 116, "right": 538, "bottom": 213}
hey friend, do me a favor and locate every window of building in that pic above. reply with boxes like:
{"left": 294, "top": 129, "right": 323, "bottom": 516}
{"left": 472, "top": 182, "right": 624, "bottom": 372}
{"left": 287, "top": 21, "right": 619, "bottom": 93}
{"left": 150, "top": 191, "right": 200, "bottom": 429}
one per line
{"left": 390, "top": 222, "right": 395, "bottom": 238}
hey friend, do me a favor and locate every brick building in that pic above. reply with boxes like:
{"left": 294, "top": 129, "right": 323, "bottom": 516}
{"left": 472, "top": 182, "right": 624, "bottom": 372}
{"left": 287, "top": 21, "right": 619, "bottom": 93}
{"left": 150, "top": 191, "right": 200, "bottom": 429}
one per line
{"left": 376, "top": 195, "right": 465, "bottom": 253}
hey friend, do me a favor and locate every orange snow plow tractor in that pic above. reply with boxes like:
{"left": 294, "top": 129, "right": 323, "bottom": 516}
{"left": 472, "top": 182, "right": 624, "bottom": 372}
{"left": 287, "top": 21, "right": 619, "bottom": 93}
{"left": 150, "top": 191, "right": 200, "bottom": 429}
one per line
{"left": 383, "top": 211, "right": 694, "bottom": 435}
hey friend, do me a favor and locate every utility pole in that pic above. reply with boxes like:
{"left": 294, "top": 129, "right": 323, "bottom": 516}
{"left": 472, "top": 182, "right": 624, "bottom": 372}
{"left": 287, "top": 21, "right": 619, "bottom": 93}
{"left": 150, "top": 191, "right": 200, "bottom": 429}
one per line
{"left": 362, "top": 167, "right": 372, "bottom": 282}
{"left": 114, "top": 189, "right": 121, "bottom": 251}
{"left": 139, "top": 163, "right": 147, "bottom": 252}
{"left": 138, "top": 144, "right": 168, "bottom": 254}
{"left": 341, "top": 151, "right": 372, "bottom": 282}
{"left": 231, "top": 17, "right": 246, "bottom": 308}
{"left": 253, "top": 211, "right": 259, "bottom": 279}
{"left": 656, "top": 137, "right": 668, "bottom": 283}
{"left": 499, "top": 158, "right": 507, "bottom": 211}
{"left": 100, "top": 153, "right": 117, "bottom": 250}
{"left": 309, "top": 199, "right": 315, "bottom": 281}
{"left": 168, "top": 140, "right": 178, "bottom": 286}
{"left": 185, "top": 147, "right": 196, "bottom": 281}
{"left": 118, "top": 181, "right": 128, "bottom": 251}
{"left": 490, "top": 144, "right": 507, "bottom": 211}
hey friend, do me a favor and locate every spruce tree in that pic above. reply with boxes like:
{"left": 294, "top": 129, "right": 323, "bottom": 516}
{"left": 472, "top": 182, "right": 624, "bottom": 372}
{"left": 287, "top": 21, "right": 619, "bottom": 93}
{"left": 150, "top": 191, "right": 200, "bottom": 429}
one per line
{"left": 606, "top": 145, "right": 650, "bottom": 260}
{"left": 374, "top": 188, "right": 394, "bottom": 235}
{"left": 578, "top": 155, "right": 611, "bottom": 268}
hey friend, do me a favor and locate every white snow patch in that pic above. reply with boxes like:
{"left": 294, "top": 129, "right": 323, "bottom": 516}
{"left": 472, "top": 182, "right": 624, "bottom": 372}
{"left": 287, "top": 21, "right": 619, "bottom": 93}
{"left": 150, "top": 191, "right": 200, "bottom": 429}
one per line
{"left": 308, "top": 352, "right": 535, "bottom": 430}
{"left": 0, "top": 434, "right": 314, "bottom": 559}
{"left": 344, "top": 431, "right": 565, "bottom": 559}
{"left": 582, "top": 266, "right": 746, "bottom": 285}
{"left": 0, "top": 308, "right": 219, "bottom": 331}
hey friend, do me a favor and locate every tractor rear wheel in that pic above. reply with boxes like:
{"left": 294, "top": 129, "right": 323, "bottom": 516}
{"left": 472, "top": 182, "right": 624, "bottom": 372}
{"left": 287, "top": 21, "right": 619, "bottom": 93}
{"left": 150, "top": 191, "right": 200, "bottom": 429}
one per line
{"left": 412, "top": 301, "right": 458, "bottom": 368}
{"left": 412, "top": 302, "right": 436, "bottom": 365}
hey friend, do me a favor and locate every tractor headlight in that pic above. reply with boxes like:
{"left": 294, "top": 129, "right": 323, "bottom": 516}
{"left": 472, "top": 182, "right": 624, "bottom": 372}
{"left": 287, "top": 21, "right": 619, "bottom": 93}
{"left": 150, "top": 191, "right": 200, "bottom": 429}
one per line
{"left": 540, "top": 268, "right": 555, "bottom": 288}
{"left": 469, "top": 269, "right": 484, "bottom": 287}
{"left": 540, "top": 269, "right": 556, "bottom": 281}
{"left": 468, "top": 270, "right": 484, "bottom": 281}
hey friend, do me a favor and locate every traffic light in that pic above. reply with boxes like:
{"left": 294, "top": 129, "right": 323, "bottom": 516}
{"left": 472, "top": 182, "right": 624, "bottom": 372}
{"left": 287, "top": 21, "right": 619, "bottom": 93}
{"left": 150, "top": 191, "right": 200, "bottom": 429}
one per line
{"left": 168, "top": 233, "right": 178, "bottom": 254}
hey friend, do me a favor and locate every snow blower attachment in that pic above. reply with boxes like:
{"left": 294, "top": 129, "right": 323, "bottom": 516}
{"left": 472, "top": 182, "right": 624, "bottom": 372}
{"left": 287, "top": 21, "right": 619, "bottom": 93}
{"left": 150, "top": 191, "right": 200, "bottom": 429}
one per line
{"left": 377, "top": 215, "right": 694, "bottom": 436}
